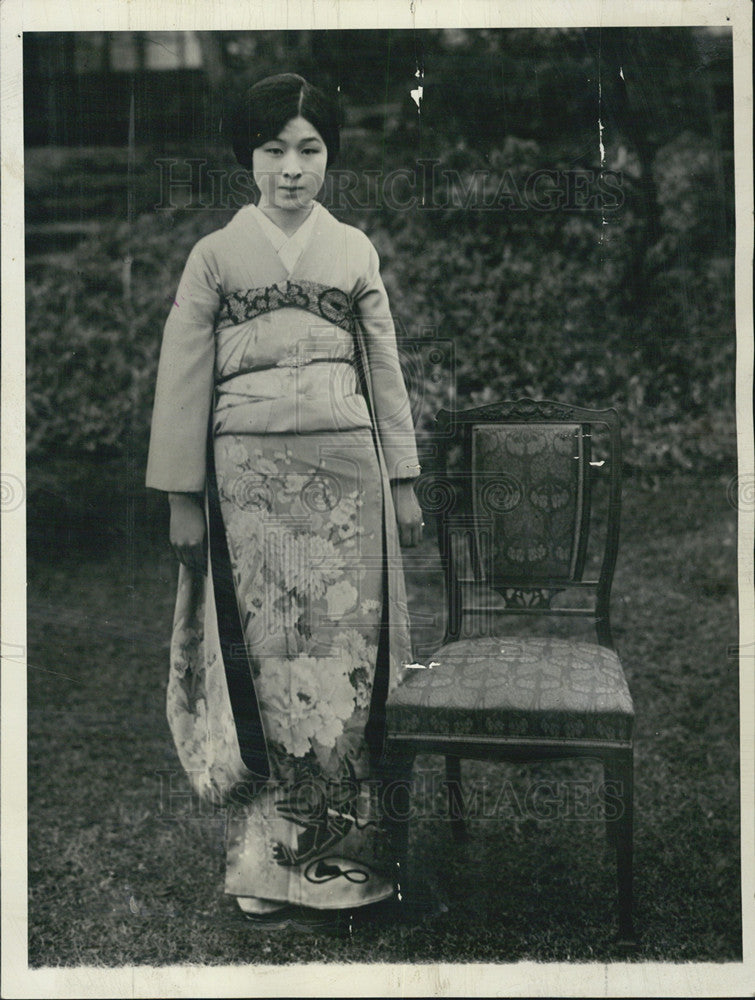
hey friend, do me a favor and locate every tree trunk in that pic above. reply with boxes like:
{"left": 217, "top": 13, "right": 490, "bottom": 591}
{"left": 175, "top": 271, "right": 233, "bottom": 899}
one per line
{"left": 196, "top": 31, "right": 228, "bottom": 95}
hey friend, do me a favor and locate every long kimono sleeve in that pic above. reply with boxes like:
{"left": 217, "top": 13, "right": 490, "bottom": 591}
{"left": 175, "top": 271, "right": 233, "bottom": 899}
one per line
{"left": 145, "top": 241, "right": 221, "bottom": 493}
{"left": 353, "top": 240, "right": 420, "bottom": 482}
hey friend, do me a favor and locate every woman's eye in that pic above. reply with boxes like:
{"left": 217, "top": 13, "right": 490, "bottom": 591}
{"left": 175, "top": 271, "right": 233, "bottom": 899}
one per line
{"left": 303, "top": 148, "right": 321, "bottom": 156}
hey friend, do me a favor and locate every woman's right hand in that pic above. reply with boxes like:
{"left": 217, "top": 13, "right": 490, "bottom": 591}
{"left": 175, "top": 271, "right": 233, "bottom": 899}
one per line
{"left": 169, "top": 492, "right": 207, "bottom": 575}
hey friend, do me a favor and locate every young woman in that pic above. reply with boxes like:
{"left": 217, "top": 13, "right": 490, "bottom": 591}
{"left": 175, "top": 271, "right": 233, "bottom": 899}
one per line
{"left": 146, "top": 73, "right": 422, "bottom": 931}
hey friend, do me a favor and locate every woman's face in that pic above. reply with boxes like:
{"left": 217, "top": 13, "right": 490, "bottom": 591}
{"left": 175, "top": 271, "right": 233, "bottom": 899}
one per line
{"left": 252, "top": 115, "right": 328, "bottom": 213}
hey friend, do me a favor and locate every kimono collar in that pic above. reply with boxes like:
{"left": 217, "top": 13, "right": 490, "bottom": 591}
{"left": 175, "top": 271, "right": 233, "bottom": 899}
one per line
{"left": 248, "top": 201, "right": 322, "bottom": 276}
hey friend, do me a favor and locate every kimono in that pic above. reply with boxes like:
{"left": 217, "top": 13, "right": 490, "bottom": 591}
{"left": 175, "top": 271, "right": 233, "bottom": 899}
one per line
{"left": 146, "top": 201, "right": 420, "bottom": 911}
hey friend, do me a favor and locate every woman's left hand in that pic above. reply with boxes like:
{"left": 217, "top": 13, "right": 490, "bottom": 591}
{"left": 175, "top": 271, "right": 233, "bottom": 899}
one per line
{"left": 391, "top": 480, "right": 424, "bottom": 548}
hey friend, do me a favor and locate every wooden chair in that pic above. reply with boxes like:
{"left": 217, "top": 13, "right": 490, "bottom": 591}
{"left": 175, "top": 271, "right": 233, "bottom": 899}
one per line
{"left": 383, "top": 398, "right": 635, "bottom": 946}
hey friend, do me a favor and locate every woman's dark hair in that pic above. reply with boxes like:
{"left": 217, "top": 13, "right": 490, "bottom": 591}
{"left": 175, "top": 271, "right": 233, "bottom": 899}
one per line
{"left": 228, "top": 73, "right": 341, "bottom": 169}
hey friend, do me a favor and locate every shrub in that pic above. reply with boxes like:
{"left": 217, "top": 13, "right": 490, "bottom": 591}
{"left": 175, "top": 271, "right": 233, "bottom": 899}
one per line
{"left": 25, "top": 133, "right": 735, "bottom": 483}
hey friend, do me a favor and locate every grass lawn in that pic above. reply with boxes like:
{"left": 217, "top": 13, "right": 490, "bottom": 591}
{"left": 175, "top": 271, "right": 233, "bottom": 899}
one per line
{"left": 26, "top": 471, "right": 741, "bottom": 965}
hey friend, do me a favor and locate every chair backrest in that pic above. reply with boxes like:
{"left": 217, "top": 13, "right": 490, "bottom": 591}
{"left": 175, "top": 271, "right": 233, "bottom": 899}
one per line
{"left": 427, "top": 398, "right": 622, "bottom": 647}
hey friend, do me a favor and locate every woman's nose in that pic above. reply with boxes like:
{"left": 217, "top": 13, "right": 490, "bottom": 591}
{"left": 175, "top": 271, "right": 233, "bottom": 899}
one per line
{"left": 281, "top": 153, "right": 302, "bottom": 178}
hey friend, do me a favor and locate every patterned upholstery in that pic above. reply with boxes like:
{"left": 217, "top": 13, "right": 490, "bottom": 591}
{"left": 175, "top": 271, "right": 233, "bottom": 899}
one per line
{"left": 386, "top": 636, "right": 633, "bottom": 743}
{"left": 469, "top": 423, "right": 588, "bottom": 583}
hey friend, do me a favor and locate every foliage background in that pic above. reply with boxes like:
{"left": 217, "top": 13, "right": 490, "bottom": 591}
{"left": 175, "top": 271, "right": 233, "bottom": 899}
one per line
{"left": 25, "top": 27, "right": 735, "bottom": 489}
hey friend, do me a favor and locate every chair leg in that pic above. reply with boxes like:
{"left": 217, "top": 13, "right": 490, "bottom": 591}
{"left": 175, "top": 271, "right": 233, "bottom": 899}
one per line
{"left": 445, "top": 755, "right": 468, "bottom": 844}
{"left": 381, "top": 743, "right": 415, "bottom": 912}
{"left": 603, "top": 759, "right": 618, "bottom": 850}
{"left": 608, "top": 752, "right": 637, "bottom": 949}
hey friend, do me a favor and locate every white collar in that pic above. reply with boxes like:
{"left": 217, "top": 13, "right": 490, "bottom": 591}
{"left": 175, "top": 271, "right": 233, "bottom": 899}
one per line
{"left": 250, "top": 201, "right": 321, "bottom": 276}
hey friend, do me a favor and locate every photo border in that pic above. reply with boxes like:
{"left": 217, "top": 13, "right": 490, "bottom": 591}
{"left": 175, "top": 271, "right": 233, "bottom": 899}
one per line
{"left": 2, "top": 1, "right": 752, "bottom": 996}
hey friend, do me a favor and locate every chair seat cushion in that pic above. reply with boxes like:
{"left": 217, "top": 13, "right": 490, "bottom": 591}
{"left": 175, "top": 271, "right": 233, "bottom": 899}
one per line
{"left": 386, "top": 636, "right": 634, "bottom": 743}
